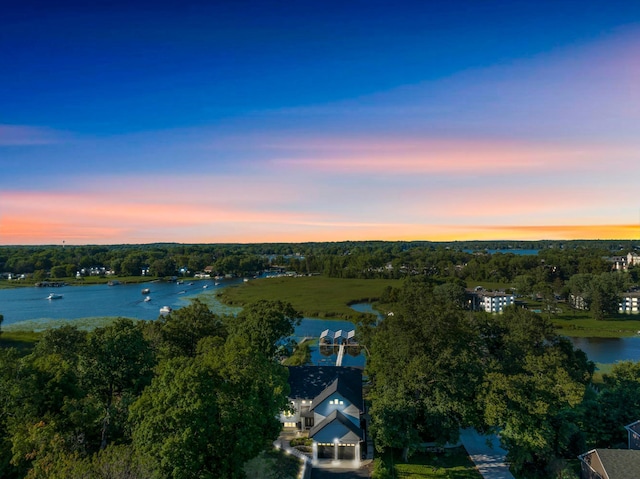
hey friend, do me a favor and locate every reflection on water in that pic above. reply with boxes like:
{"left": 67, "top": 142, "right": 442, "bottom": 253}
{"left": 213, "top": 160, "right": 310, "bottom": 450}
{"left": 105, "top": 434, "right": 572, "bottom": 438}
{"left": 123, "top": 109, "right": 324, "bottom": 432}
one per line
{"left": 568, "top": 336, "right": 640, "bottom": 364}
{"left": 311, "top": 345, "right": 365, "bottom": 367}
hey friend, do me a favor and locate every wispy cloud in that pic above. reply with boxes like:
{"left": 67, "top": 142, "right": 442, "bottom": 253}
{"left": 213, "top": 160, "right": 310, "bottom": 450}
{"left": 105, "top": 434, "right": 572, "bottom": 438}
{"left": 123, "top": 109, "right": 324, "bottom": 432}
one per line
{"left": 0, "top": 125, "right": 70, "bottom": 146}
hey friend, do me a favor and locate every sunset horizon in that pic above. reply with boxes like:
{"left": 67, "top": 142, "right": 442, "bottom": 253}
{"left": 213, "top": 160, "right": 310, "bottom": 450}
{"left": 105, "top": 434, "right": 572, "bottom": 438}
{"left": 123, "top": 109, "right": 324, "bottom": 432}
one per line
{"left": 2, "top": 1, "right": 639, "bottom": 246}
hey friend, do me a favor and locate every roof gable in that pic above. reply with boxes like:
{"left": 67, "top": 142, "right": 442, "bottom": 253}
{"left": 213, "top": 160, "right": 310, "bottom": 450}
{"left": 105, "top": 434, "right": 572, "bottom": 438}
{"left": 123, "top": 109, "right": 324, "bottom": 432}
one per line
{"left": 308, "top": 409, "right": 362, "bottom": 441}
{"left": 310, "top": 377, "right": 362, "bottom": 412}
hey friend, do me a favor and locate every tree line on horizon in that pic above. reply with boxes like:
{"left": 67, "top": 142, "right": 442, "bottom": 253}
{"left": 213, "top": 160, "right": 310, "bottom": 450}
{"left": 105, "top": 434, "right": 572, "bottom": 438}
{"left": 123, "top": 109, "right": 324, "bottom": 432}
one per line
{"left": 2, "top": 240, "right": 638, "bottom": 320}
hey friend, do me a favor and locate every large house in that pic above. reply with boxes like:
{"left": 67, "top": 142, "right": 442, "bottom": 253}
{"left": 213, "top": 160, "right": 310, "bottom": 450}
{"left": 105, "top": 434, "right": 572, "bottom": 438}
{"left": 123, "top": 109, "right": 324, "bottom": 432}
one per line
{"left": 579, "top": 420, "right": 640, "bottom": 479}
{"left": 619, "top": 292, "right": 640, "bottom": 314}
{"left": 282, "top": 366, "right": 364, "bottom": 463}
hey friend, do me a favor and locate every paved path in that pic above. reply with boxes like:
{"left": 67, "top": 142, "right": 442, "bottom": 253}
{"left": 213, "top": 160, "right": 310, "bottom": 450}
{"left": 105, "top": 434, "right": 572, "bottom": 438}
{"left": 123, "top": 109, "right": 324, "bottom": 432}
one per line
{"left": 336, "top": 344, "right": 345, "bottom": 366}
{"left": 459, "top": 428, "right": 515, "bottom": 479}
{"left": 310, "top": 468, "right": 370, "bottom": 479}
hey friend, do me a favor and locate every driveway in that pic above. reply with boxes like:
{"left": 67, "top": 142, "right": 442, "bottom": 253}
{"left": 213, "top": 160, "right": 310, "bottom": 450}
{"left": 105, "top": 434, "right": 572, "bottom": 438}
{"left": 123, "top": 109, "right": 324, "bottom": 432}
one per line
{"left": 310, "top": 466, "right": 370, "bottom": 479}
{"left": 459, "top": 428, "right": 515, "bottom": 479}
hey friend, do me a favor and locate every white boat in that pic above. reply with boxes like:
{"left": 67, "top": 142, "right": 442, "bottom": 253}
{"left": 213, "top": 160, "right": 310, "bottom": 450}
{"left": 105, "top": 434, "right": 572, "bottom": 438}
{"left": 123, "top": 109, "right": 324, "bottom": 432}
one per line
{"left": 144, "top": 296, "right": 151, "bottom": 302}
{"left": 47, "top": 293, "right": 63, "bottom": 300}
{"left": 141, "top": 288, "right": 151, "bottom": 295}
{"left": 202, "top": 284, "right": 208, "bottom": 289}
{"left": 159, "top": 306, "right": 172, "bottom": 315}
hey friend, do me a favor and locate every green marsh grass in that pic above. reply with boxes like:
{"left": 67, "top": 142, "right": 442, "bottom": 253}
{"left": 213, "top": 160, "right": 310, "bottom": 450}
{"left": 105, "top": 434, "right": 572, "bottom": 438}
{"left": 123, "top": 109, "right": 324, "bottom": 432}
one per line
{"left": 217, "top": 276, "right": 400, "bottom": 320}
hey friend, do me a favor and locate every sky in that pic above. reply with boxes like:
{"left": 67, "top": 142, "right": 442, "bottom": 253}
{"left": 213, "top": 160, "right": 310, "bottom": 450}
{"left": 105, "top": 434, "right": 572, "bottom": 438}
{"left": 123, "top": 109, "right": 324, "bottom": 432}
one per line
{"left": 1, "top": 0, "right": 640, "bottom": 245}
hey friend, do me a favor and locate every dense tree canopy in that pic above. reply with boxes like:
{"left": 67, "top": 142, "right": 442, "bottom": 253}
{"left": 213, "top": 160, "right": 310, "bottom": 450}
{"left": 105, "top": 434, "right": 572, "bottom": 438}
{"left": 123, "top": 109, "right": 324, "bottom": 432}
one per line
{"left": 365, "top": 279, "right": 595, "bottom": 476}
{"left": 367, "top": 279, "right": 484, "bottom": 459}
{"left": 0, "top": 298, "right": 300, "bottom": 479}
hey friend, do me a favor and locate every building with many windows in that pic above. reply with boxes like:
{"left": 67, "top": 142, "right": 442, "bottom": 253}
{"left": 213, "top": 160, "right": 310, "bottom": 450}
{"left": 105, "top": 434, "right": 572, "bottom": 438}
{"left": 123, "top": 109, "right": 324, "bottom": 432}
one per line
{"left": 619, "top": 292, "right": 640, "bottom": 314}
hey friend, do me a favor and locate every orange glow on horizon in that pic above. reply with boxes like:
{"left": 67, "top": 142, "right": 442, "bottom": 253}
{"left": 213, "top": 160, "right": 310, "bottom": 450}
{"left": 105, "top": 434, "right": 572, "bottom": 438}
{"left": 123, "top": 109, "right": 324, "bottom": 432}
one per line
{"left": 2, "top": 213, "right": 637, "bottom": 245}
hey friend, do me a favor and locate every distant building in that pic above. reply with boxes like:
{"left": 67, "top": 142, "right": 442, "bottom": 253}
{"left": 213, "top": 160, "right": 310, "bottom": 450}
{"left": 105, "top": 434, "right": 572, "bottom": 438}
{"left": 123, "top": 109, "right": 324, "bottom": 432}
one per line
{"left": 619, "top": 292, "right": 640, "bottom": 314}
{"left": 467, "top": 289, "right": 515, "bottom": 313}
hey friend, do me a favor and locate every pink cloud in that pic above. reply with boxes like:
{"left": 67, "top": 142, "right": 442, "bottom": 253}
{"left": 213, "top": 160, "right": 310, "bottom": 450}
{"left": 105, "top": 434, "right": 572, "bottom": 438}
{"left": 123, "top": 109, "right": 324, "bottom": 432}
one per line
{"left": 268, "top": 138, "right": 635, "bottom": 176}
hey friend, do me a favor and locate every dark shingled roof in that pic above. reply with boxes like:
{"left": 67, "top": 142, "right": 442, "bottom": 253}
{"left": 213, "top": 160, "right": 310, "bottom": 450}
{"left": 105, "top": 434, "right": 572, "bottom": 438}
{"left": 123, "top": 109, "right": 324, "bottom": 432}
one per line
{"left": 308, "top": 409, "right": 363, "bottom": 440}
{"left": 594, "top": 449, "right": 640, "bottom": 479}
{"left": 309, "top": 377, "right": 362, "bottom": 412}
{"left": 287, "top": 366, "right": 362, "bottom": 402}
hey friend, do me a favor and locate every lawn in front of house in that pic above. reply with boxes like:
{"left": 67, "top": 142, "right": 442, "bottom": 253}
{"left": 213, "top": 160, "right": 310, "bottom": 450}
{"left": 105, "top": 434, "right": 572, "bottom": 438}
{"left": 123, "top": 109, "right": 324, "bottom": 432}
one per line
{"left": 244, "top": 448, "right": 302, "bottom": 479}
{"left": 378, "top": 447, "right": 483, "bottom": 479}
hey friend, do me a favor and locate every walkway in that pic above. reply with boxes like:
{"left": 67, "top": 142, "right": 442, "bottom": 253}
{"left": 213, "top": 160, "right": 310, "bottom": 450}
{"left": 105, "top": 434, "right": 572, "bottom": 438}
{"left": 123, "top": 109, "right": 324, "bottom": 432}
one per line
{"left": 335, "top": 344, "right": 345, "bottom": 366}
{"left": 459, "top": 428, "right": 515, "bottom": 479}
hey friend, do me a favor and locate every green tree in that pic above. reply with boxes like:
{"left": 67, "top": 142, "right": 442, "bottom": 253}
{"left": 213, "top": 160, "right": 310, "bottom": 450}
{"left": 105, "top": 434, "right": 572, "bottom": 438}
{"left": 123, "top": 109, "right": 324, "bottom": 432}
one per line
{"left": 79, "top": 319, "right": 155, "bottom": 450}
{"left": 0, "top": 348, "right": 19, "bottom": 477}
{"left": 130, "top": 336, "right": 288, "bottom": 479}
{"left": 513, "top": 274, "right": 536, "bottom": 298}
{"left": 231, "top": 300, "right": 302, "bottom": 359}
{"left": 480, "top": 308, "right": 593, "bottom": 476}
{"left": 50, "top": 265, "right": 67, "bottom": 279}
{"left": 582, "top": 361, "right": 640, "bottom": 448}
{"left": 156, "top": 299, "right": 227, "bottom": 358}
{"left": 367, "top": 280, "right": 483, "bottom": 460}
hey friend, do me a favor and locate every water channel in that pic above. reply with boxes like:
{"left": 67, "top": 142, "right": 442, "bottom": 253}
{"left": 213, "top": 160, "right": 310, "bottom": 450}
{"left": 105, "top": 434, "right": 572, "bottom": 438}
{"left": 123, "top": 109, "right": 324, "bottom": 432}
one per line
{"left": 1, "top": 282, "right": 639, "bottom": 366}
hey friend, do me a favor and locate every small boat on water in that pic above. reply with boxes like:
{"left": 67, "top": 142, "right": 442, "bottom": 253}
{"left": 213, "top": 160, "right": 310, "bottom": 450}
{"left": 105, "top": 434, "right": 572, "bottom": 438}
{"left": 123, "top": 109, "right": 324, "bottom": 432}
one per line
{"left": 159, "top": 306, "right": 172, "bottom": 315}
{"left": 141, "top": 288, "right": 150, "bottom": 295}
{"left": 144, "top": 296, "right": 151, "bottom": 302}
{"left": 108, "top": 280, "right": 120, "bottom": 286}
{"left": 202, "top": 284, "right": 208, "bottom": 289}
{"left": 178, "top": 290, "right": 186, "bottom": 294}
{"left": 188, "top": 282, "right": 194, "bottom": 285}
{"left": 47, "top": 293, "right": 63, "bottom": 300}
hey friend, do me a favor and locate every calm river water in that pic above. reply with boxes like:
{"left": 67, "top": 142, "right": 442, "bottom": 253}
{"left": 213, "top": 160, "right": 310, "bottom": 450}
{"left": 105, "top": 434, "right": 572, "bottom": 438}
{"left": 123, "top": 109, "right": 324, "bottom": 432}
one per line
{"left": 1, "top": 283, "right": 639, "bottom": 366}
{"left": 0, "top": 280, "right": 367, "bottom": 367}
{"left": 0, "top": 279, "right": 235, "bottom": 327}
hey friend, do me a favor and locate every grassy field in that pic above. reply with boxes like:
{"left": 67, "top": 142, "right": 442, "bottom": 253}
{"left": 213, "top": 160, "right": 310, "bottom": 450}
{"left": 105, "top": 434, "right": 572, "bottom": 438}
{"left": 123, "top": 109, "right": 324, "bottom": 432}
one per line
{"left": 0, "top": 276, "right": 170, "bottom": 289}
{"left": 379, "top": 448, "right": 483, "bottom": 478}
{"left": 0, "top": 330, "right": 42, "bottom": 354}
{"left": 552, "top": 316, "right": 640, "bottom": 338}
{"left": 2, "top": 316, "right": 136, "bottom": 334}
{"left": 217, "top": 276, "right": 401, "bottom": 320}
